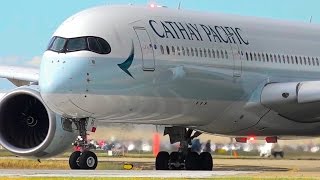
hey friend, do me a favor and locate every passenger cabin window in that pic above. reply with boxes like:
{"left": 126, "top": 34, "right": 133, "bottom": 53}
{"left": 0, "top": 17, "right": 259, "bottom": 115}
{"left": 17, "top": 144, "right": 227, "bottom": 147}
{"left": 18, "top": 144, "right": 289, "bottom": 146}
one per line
{"left": 312, "top": 58, "right": 315, "bottom": 66}
{"left": 172, "top": 46, "right": 175, "bottom": 55}
{"left": 160, "top": 45, "right": 164, "bottom": 54}
{"left": 166, "top": 46, "right": 170, "bottom": 55}
{"left": 308, "top": 57, "right": 311, "bottom": 65}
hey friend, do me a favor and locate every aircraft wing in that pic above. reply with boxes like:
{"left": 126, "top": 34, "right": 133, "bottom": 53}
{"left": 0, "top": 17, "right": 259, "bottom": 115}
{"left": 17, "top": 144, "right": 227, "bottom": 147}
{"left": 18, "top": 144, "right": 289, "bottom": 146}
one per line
{"left": 0, "top": 66, "right": 39, "bottom": 86}
{"left": 261, "top": 81, "right": 320, "bottom": 123}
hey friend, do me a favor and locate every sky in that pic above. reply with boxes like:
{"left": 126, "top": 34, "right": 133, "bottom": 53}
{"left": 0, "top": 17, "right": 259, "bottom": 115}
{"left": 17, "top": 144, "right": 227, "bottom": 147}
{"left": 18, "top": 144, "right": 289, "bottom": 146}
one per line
{"left": 1, "top": 0, "right": 320, "bottom": 66}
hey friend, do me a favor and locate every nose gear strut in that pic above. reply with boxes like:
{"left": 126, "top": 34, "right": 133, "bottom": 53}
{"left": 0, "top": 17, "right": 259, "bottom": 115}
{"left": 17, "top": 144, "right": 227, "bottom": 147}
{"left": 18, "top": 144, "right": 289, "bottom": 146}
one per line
{"left": 68, "top": 118, "right": 98, "bottom": 170}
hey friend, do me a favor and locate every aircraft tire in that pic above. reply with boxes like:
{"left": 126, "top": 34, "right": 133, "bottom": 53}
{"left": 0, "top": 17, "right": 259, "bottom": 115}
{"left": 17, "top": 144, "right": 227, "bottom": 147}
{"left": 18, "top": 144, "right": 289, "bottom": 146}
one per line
{"left": 200, "top": 152, "right": 213, "bottom": 170}
{"left": 78, "top": 151, "right": 98, "bottom": 170}
{"left": 185, "top": 152, "right": 200, "bottom": 170}
{"left": 69, "top": 151, "right": 81, "bottom": 169}
{"left": 169, "top": 152, "right": 180, "bottom": 170}
{"left": 155, "top": 151, "right": 169, "bottom": 170}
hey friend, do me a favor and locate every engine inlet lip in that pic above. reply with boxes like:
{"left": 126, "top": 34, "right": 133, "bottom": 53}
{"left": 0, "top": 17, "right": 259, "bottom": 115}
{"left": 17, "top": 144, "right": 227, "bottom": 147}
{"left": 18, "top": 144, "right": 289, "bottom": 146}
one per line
{"left": 0, "top": 87, "right": 57, "bottom": 156}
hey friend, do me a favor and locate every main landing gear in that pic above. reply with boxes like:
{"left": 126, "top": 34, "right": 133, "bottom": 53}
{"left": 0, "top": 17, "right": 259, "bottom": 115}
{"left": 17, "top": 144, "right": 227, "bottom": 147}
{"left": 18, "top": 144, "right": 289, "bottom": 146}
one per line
{"left": 155, "top": 127, "right": 213, "bottom": 171}
{"left": 69, "top": 118, "right": 98, "bottom": 170}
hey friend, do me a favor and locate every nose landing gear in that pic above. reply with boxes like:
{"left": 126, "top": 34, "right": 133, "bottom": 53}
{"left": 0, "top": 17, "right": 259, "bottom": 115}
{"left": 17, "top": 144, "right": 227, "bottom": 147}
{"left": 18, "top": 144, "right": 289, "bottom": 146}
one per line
{"left": 156, "top": 127, "right": 213, "bottom": 171}
{"left": 68, "top": 118, "right": 98, "bottom": 170}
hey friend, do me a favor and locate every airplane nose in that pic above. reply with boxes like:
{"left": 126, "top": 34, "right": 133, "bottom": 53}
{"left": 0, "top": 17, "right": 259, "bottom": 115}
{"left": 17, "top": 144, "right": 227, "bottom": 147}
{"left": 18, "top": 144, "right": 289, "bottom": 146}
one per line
{"left": 39, "top": 54, "right": 72, "bottom": 115}
{"left": 39, "top": 52, "right": 98, "bottom": 118}
{"left": 39, "top": 62, "right": 69, "bottom": 94}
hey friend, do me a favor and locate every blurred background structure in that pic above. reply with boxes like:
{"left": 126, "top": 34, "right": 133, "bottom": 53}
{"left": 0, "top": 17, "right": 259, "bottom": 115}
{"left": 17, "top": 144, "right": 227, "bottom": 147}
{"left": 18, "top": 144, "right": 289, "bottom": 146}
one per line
{"left": 76, "top": 124, "right": 320, "bottom": 158}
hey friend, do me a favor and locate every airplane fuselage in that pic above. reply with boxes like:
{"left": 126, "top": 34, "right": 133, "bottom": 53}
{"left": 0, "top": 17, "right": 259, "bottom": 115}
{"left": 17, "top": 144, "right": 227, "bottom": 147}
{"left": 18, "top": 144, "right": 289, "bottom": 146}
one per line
{"left": 39, "top": 5, "right": 320, "bottom": 137}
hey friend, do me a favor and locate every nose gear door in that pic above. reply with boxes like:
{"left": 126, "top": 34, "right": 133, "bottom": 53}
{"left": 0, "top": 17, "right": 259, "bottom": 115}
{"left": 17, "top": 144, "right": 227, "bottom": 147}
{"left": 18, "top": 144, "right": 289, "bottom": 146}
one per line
{"left": 134, "top": 27, "right": 155, "bottom": 71}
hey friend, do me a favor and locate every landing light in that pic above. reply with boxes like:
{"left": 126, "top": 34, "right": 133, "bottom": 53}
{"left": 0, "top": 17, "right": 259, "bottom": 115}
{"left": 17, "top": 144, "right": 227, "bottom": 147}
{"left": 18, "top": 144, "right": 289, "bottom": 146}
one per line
{"left": 150, "top": 3, "right": 156, "bottom": 8}
{"left": 248, "top": 136, "right": 255, "bottom": 141}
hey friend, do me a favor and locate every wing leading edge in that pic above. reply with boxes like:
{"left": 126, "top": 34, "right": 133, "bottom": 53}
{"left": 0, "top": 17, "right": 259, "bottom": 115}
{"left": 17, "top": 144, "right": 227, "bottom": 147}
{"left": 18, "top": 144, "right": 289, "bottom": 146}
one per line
{"left": 0, "top": 66, "right": 39, "bottom": 86}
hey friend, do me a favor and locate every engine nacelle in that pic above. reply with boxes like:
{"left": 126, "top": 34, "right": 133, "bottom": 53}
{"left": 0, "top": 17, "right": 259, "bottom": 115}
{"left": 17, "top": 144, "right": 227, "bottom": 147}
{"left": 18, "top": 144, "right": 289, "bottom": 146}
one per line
{"left": 261, "top": 82, "right": 320, "bottom": 122}
{"left": 0, "top": 86, "right": 77, "bottom": 158}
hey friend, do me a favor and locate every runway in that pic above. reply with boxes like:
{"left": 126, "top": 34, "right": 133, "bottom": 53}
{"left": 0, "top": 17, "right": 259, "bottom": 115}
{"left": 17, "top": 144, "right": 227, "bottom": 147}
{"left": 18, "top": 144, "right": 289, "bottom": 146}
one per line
{"left": 0, "top": 158, "right": 320, "bottom": 178}
{"left": 0, "top": 169, "right": 258, "bottom": 178}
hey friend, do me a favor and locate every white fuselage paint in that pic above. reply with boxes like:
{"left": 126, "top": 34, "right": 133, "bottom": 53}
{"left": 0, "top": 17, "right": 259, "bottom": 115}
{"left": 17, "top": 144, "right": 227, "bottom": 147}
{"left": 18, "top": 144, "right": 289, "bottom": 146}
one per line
{"left": 39, "top": 5, "right": 320, "bottom": 137}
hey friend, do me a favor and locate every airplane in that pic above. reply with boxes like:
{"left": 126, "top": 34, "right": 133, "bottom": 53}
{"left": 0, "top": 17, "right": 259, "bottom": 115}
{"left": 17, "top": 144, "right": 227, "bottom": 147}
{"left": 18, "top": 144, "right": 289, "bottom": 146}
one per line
{"left": 0, "top": 4, "right": 320, "bottom": 171}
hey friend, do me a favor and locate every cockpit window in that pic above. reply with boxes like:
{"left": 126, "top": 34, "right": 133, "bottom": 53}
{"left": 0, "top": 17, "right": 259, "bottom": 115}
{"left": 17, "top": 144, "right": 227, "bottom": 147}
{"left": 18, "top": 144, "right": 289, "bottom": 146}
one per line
{"left": 66, "top": 37, "right": 87, "bottom": 52}
{"left": 47, "top": 36, "right": 56, "bottom": 50}
{"left": 87, "top": 37, "right": 102, "bottom": 53}
{"left": 49, "top": 37, "right": 67, "bottom": 52}
{"left": 47, "top": 36, "right": 111, "bottom": 54}
{"left": 96, "top": 37, "right": 111, "bottom": 54}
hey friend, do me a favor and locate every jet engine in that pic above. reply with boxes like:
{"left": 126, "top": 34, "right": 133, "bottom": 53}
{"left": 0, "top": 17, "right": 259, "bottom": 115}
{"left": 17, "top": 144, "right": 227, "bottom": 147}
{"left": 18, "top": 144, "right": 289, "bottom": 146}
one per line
{"left": 0, "top": 86, "right": 77, "bottom": 158}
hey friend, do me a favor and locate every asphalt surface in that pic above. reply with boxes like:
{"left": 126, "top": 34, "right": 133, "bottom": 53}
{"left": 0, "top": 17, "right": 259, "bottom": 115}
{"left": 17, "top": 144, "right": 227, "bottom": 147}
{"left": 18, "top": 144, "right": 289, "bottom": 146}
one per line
{"left": 0, "top": 169, "right": 258, "bottom": 178}
{"left": 1, "top": 158, "right": 320, "bottom": 178}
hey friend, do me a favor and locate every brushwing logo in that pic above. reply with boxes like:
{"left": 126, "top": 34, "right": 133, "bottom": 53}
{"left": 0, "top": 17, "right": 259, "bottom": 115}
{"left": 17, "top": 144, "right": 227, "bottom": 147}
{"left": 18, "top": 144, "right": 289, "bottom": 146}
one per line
{"left": 118, "top": 42, "right": 134, "bottom": 79}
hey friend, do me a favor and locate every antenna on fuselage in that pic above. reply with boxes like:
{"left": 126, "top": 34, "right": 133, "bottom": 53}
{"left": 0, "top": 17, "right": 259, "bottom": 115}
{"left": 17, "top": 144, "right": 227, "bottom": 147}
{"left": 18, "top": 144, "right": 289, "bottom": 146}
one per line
{"left": 178, "top": 0, "right": 182, "bottom": 10}
{"left": 310, "top": 16, "right": 313, "bottom": 23}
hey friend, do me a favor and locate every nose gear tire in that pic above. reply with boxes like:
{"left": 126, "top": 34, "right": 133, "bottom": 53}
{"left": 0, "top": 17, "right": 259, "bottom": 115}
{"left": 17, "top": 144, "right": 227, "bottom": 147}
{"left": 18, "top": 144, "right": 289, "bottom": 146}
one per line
{"left": 78, "top": 151, "right": 98, "bottom": 170}
{"left": 69, "top": 151, "right": 81, "bottom": 169}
